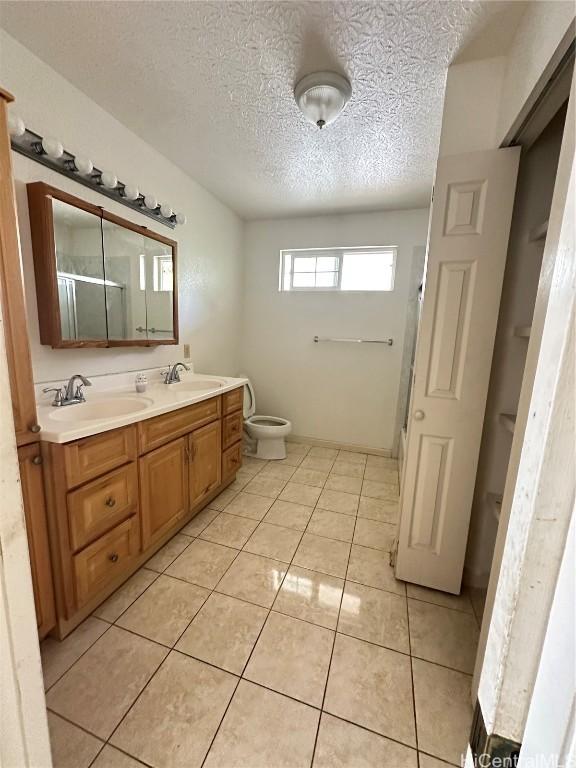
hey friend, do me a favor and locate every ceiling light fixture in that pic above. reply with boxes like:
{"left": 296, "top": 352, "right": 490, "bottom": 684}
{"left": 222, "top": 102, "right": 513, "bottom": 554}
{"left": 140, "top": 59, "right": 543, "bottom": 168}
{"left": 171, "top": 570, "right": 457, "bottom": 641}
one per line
{"left": 294, "top": 71, "right": 352, "bottom": 129}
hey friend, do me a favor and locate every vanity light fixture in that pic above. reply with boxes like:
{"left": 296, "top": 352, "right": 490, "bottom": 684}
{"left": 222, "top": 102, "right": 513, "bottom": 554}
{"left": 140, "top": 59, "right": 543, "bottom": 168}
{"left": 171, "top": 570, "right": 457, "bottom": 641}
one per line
{"left": 42, "top": 136, "right": 64, "bottom": 159}
{"left": 100, "top": 170, "right": 118, "bottom": 189}
{"left": 294, "top": 71, "right": 352, "bottom": 129}
{"left": 123, "top": 183, "right": 140, "bottom": 201}
{"left": 144, "top": 193, "right": 158, "bottom": 210}
{"left": 8, "top": 113, "right": 25, "bottom": 137}
{"left": 8, "top": 113, "right": 186, "bottom": 229}
{"left": 74, "top": 155, "right": 93, "bottom": 175}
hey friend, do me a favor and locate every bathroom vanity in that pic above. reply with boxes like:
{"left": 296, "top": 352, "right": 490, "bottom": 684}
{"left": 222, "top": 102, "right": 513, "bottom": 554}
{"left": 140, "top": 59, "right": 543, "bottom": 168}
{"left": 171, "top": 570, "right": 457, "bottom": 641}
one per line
{"left": 0, "top": 89, "right": 243, "bottom": 642}
{"left": 38, "top": 379, "right": 245, "bottom": 638}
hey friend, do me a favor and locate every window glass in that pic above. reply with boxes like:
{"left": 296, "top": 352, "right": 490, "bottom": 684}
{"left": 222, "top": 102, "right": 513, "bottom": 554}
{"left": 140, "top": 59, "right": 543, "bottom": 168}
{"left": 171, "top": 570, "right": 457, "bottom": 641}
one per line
{"left": 280, "top": 247, "right": 396, "bottom": 292}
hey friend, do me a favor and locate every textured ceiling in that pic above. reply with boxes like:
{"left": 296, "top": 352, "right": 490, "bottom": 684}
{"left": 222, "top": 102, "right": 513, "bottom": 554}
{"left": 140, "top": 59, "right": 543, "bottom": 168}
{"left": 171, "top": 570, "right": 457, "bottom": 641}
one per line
{"left": 0, "top": 1, "right": 525, "bottom": 219}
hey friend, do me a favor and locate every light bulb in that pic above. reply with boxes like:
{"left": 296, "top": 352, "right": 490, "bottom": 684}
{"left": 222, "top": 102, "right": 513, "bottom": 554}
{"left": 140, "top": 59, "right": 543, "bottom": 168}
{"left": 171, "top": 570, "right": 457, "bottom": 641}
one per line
{"left": 176, "top": 212, "right": 187, "bottom": 226}
{"left": 74, "top": 155, "right": 93, "bottom": 175}
{"left": 144, "top": 194, "right": 158, "bottom": 210}
{"left": 42, "top": 136, "right": 64, "bottom": 159}
{"left": 160, "top": 203, "right": 173, "bottom": 218}
{"left": 101, "top": 170, "right": 117, "bottom": 189}
{"left": 124, "top": 183, "right": 139, "bottom": 201}
{"left": 8, "top": 114, "right": 25, "bottom": 137}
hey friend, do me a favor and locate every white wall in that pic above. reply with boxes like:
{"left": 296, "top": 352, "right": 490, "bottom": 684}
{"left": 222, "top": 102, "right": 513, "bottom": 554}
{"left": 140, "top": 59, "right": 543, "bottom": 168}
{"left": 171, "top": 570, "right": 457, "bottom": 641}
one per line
{"left": 241, "top": 210, "right": 429, "bottom": 452}
{"left": 438, "top": 2, "right": 575, "bottom": 159}
{"left": 497, "top": 1, "right": 575, "bottom": 143}
{"left": 0, "top": 31, "right": 244, "bottom": 384}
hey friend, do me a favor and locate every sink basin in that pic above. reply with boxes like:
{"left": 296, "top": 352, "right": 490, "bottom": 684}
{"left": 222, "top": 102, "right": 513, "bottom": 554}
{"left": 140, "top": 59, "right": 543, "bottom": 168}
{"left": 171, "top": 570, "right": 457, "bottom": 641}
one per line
{"left": 168, "top": 379, "right": 225, "bottom": 392}
{"left": 48, "top": 396, "right": 153, "bottom": 422}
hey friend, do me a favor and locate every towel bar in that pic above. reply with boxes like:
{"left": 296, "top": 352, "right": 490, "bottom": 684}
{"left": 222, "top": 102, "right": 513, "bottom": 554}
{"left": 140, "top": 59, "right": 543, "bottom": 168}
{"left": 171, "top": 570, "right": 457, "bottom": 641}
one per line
{"left": 313, "top": 335, "right": 393, "bottom": 346}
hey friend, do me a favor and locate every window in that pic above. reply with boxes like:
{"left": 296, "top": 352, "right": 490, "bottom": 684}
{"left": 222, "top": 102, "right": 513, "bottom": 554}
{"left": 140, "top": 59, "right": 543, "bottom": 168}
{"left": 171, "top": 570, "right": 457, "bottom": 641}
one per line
{"left": 153, "top": 254, "right": 173, "bottom": 292}
{"left": 280, "top": 247, "right": 396, "bottom": 292}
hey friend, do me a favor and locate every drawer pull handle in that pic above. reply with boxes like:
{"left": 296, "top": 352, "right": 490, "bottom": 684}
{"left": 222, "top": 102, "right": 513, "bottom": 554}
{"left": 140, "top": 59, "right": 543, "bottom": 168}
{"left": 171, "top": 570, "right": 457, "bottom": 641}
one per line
{"left": 32, "top": 455, "right": 43, "bottom": 466}
{"left": 30, "top": 424, "right": 41, "bottom": 433}
{"left": 105, "top": 497, "right": 116, "bottom": 507}
{"left": 108, "top": 552, "right": 119, "bottom": 563}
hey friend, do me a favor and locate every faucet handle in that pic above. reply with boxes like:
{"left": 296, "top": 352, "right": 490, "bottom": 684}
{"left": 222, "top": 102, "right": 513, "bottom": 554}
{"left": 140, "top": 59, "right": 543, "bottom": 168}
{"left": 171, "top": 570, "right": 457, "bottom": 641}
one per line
{"left": 75, "top": 383, "right": 87, "bottom": 402}
{"left": 43, "top": 386, "right": 63, "bottom": 406}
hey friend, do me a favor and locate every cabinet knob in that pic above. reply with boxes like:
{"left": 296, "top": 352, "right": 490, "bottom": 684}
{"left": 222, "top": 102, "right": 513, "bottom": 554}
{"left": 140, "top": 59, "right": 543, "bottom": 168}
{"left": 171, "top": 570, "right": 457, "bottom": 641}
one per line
{"left": 105, "top": 497, "right": 116, "bottom": 508}
{"left": 108, "top": 552, "right": 119, "bottom": 563}
{"left": 32, "top": 455, "right": 43, "bottom": 466}
{"left": 414, "top": 410, "right": 425, "bottom": 421}
{"left": 30, "top": 424, "right": 41, "bottom": 433}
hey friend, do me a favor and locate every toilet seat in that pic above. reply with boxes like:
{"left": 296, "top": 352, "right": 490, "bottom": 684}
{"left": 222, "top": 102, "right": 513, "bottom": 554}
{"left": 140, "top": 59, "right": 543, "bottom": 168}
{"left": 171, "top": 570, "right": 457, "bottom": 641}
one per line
{"left": 246, "top": 415, "right": 290, "bottom": 429}
{"left": 240, "top": 377, "right": 292, "bottom": 459}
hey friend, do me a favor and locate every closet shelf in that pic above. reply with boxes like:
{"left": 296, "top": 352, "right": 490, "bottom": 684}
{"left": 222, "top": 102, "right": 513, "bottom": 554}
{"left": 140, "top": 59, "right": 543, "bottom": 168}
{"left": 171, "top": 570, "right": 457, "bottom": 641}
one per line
{"left": 514, "top": 325, "right": 531, "bottom": 339}
{"left": 499, "top": 413, "right": 517, "bottom": 434}
{"left": 529, "top": 219, "right": 548, "bottom": 242}
{"left": 487, "top": 492, "right": 503, "bottom": 522}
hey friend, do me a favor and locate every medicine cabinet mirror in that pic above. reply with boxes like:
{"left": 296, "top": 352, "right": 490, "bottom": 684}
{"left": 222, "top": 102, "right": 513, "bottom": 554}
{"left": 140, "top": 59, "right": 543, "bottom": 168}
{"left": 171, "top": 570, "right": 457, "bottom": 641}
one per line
{"left": 27, "top": 182, "right": 178, "bottom": 348}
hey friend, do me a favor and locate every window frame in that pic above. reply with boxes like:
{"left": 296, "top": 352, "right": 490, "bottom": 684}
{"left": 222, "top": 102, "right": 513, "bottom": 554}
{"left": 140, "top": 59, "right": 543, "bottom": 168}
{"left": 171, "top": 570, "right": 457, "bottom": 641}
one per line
{"left": 279, "top": 246, "right": 397, "bottom": 293}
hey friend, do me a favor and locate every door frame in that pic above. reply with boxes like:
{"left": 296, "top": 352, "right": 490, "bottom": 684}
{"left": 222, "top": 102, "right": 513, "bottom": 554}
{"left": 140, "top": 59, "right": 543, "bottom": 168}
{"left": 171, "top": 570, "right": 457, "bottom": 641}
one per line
{"left": 0, "top": 307, "right": 52, "bottom": 766}
{"left": 473, "top": 75, "right": 575, "bottom": 744}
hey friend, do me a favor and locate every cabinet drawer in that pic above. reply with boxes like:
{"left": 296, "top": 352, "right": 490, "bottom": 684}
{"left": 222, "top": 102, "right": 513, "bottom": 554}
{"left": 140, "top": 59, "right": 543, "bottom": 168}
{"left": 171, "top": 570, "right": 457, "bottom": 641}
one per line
{"left": 222, "top": 442, "right": 242, "bottom": 482}
{"left": 223, "top": 410, "right": 243, "bottom": 450}
{"left": 68, "top": 463, "right": 138, "bottom": 552}
{"left": 73, "top": 517, "right": 139, "bottom": 608}
{"left": 223, "top": 387, "right": 243, "bottom": 415}
{"left": 139, "top": 397, "right": 221, "bottom": 453}
{"left": 64, "top": 426, "right": 137, "bottom": 488}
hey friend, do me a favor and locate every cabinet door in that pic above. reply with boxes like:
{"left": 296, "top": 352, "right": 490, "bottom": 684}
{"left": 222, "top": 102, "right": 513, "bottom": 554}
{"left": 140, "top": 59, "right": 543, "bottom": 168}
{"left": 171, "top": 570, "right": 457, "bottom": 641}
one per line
{"left": 189, "top": 421, "right": 221, "bottom": 509}
{"left": 17, "top": 445, "right": 56, "bottom": 638}
{"left": 140, "top": 437, "right": 188, "bottom": 548}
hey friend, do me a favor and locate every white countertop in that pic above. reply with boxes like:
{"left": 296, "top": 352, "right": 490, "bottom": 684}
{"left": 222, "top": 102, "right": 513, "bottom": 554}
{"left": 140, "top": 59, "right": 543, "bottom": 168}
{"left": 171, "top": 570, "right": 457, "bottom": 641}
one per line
{"left": 36, "top": 373, "right": 247, "bottom": 444}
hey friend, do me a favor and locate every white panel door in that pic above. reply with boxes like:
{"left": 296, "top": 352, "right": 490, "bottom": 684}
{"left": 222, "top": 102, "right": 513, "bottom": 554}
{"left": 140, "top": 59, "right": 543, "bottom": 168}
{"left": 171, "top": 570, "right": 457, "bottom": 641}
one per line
{"left": 395, "top": 147, "right": 520, "bottom": 593}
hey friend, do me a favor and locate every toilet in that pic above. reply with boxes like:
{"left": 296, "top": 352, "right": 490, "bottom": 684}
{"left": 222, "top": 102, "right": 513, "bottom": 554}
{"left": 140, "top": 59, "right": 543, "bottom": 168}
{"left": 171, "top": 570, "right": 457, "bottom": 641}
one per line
{"left": 243, "top": 378, "right": 292, "bottom": 460}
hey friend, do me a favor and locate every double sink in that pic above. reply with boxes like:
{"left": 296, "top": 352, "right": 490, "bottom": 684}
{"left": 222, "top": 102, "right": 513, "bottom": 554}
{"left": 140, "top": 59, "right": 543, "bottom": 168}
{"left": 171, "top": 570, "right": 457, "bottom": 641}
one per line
{"left": 38, "top": 374, "right": 248, "bottom": 443}
{"left": 49, "top": 378, "right": 226, "bottom": 423}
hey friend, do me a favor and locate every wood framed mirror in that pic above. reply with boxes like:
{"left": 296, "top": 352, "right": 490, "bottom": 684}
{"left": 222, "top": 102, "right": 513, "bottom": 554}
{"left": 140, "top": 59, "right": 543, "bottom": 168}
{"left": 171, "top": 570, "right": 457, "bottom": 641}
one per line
{"left": 27, "top": 182, "right": 178, "bottom": 348}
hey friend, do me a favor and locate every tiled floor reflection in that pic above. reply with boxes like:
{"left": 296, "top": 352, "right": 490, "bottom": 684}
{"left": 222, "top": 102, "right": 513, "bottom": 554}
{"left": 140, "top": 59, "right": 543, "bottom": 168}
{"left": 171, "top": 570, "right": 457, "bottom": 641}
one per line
{"left": 41, "top": 444, "right": 478, "bottom": 768}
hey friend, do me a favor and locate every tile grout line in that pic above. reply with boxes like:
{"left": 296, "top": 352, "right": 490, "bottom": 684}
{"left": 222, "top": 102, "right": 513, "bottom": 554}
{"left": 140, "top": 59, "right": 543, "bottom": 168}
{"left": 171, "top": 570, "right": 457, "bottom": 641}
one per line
{"left": 406, "top": 573, "right": 421, "bottom": 761}
{"left": 47, "top": 448, "right": 414, "bottom": 766}
{"left": 87, "top": 458, "right": 279, "bottom": 763}
{"left": 309, "top": 451, "right": 363, "bottom": 767}
{"left": 199, "top": 447, "right": 321, "bottom": 767}
{"left": 43, "top": 621, "right": 114, "bottom": 695}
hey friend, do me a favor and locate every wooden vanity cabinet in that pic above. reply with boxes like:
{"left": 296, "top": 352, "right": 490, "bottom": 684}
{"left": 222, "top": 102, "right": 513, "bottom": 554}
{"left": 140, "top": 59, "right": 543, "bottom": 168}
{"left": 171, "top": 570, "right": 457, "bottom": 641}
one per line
{"left": 140, "top": 437, "right": 189, "bottom": 549}
{"left": 42, "top": 387, "right": 244, "bottom": 637}
{"left": 189, "top": 420, "right": 222, "bottom": 508}
{"left": 17, "top": 445, "right": 56, "bottom": 639}
{"left": 0, "top": 90, "right": 41, "bottom": 445}
{"left": 1, "top": 88, "right": 55, "bottom": 638}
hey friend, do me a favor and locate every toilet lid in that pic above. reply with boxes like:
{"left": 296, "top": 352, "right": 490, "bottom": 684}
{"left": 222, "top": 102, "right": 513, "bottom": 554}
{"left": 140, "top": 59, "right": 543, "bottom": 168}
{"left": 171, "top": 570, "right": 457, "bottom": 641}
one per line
{"left": 242, "top": 378, "right": 256, "bottom": 418}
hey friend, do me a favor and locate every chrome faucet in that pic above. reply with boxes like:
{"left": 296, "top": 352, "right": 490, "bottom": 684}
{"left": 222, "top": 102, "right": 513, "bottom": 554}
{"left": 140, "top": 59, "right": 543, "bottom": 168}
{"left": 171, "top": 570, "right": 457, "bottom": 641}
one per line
{"left": 43, "top": 374, "right": 92, "bottom": 407}
{"left": 162, "top": 362, "right": 190, "bottom": 384}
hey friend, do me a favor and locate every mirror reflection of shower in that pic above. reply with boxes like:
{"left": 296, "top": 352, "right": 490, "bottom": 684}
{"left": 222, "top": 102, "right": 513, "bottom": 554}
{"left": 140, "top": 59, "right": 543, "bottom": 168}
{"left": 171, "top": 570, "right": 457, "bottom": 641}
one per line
{"left": 52, "top": 197, "right": 174, "bottom": 342}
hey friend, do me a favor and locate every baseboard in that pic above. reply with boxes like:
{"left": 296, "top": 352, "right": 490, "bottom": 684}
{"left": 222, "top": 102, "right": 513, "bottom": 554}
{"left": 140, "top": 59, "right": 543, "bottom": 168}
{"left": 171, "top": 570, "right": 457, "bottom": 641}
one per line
{"left": 288, "top": 434, "right": 393, "bottom": 458}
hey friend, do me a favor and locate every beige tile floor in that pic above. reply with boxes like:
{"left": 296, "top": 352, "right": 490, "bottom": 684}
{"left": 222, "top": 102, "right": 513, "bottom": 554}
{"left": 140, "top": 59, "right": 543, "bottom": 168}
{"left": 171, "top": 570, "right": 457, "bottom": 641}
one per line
{"left": 42, "top": 443, "right": 480, "bottom": 768}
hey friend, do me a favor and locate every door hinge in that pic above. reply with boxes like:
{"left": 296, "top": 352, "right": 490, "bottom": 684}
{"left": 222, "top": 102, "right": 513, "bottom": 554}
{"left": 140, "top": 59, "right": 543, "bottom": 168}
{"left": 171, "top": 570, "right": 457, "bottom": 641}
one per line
{"left": 470, "top": 701, "right": 521, "bottom": 767}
